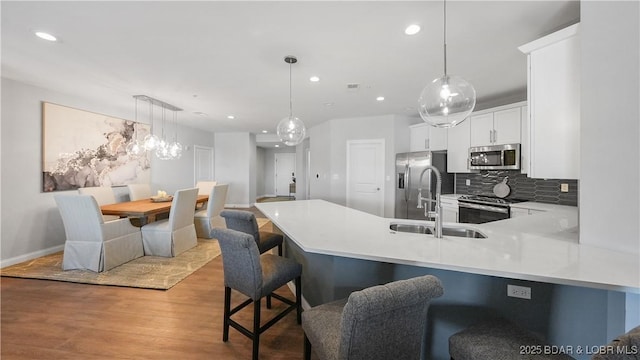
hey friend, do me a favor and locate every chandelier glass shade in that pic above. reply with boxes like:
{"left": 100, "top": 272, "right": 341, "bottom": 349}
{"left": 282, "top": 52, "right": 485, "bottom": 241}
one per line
{"left": 418, "top": 0, "right": 476, "bottom": 128}
{"left": 277, "top": 55, "right": 306, "bottom": 146}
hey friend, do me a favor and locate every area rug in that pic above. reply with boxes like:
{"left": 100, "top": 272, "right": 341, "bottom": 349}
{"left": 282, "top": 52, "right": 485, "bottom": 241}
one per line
{"left": 0, "top": 239, "right": 221, "bottom": 290}
{"left": 2, "top": 219, "right": 273, "bottom": 290}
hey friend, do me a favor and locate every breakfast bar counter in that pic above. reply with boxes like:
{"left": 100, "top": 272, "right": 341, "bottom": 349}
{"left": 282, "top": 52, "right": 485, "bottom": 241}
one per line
{"left": 255, "top": 199, "right": 639, "bottom": 294}
{"left": 256, "top": 199, "right": 639, "bottom": 359}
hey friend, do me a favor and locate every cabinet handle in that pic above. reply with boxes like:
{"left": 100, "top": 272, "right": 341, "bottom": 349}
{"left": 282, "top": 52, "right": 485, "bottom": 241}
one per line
{"left": 489, "top": 130, "right": 494, "bottom": 143}
{"left": 425, "top": 138, "right": 429, "bottom": 149}
{"left": 493, "top": 129, "right": 497, "bottom": 143}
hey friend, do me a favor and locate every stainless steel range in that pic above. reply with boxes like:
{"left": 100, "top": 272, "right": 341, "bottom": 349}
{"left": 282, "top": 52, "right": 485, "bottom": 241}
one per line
{"left": 458, "top": 195, "right": 527, "bottom": 224}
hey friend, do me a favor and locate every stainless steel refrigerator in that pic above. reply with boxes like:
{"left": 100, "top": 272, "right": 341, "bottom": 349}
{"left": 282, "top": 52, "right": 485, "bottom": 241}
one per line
{"left": 395, "top": 151, "right": 454, "bottom": 220}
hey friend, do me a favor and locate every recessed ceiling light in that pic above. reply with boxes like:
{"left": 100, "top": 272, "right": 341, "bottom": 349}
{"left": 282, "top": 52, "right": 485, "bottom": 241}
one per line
{"left": 193, "top": 111, "right": 207, "bottom": 116}
{"left": 262, "top": 130, "right": 268, "bottom": 133}
{"left": 324, "top": 102, "right": 334, "bottom": 106}
{"left": 35, "top": 31, "right": 57, "bottom": 42}
{"left": 309, "top": 76, "right": 320, "bottom": 82}
{"left": 275, "top": 144, "right": 280, "bottom": 148}
{"left": 404, "top": 24, "right": 421, "bottom": 35}
{"left": 227, "top": 115, "right": 235, "bottom": 120}
{"left": 376, "top": 96, "right": 385, "bottom": 101}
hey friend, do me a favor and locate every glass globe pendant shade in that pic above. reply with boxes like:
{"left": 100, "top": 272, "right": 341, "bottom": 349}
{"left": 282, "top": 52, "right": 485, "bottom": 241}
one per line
{"left": 418, "top": 74, "right": 476, "bottom": 128}
{"left": 143, "top": 134, "right": 161, "bottom": 151}
{"left": 277, "top": 116, "right": 306, "bottom": 146}
{"left": 155, "top": 139, "right": 173, "bottom": 160}
{"left": 126, "top": 140, "right": 144, "bottom": 156}
{"left": 168, "top": 141, "right": 183, "bottom": 159}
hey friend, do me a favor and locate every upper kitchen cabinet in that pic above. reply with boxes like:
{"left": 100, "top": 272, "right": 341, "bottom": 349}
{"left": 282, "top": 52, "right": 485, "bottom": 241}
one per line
{"left": 446, "top": 117, "right": 472, "bottom": 173}
{"left": 519, "top": 23, "right": 580, "bottom": 180}
{"left": 470, "top": 106, "right": 522, "bottom": 147}
{"left": 409, "top": 123, "right": 447, "bottom": 152}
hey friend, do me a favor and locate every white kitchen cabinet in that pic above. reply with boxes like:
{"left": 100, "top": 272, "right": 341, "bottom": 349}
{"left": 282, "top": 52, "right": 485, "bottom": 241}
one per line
{"left": 470, "top": 107, "right": 521, "bottom": 147}
{"left": 519, "top": 23, "right": 580, "bottom": 180}
{"left": 446, "top": 118, "right": 472, "bottom": 173}
{"left": 410, "top": 123, "right": 447, "bottom": 152}
{"left": 520, "top": 105, "right": 530, "bottom": 175}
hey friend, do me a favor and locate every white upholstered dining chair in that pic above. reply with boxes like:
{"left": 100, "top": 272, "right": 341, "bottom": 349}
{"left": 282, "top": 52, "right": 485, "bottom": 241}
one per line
{"left": 54, "top": 194, "right": 144, "bottom": 272}
{"left": 127, "top": 183, "right": 152, "bottom": 201}
{"left": 141, "top": 188, "right": 199, "bottom": 257}
{"left": 78, "top": 186, "right": 119, "bottom": 221}
{"left": 194, "top": 183, "right": 229, "bottom": 238}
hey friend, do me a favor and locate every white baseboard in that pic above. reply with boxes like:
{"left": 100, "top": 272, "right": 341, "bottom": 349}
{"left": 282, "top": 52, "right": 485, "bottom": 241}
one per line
{"left": 287, "top": 281, "right": 311, "bottom": 310}
{"left": 0, "top": 244, "right": 64, "bottom": 268}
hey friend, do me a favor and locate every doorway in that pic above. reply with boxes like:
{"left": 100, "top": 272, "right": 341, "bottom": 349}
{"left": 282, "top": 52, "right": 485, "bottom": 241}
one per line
{"left": 193, "top": 145, "right": 214, "bottom": 184}
{"left": 346, "top": 139, "right": 385, "bottom": 216}
{"left": 275, "top": 153, "right": 296, "bottom": 197}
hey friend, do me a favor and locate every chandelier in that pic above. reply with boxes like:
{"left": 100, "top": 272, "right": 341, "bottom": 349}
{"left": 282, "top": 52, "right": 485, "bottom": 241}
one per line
{"left": 127, "top": 95, "right": 183, "bottom": 160}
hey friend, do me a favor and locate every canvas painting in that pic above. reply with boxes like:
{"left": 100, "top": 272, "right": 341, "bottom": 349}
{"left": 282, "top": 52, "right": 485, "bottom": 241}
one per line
{"left": 42, "top": 102, "right": 151, "bottom": 192}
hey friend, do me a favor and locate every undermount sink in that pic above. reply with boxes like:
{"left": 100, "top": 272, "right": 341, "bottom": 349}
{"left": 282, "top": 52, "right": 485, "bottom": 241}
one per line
{"left": 389, "top": 223, "right": 487, "bottom": 239}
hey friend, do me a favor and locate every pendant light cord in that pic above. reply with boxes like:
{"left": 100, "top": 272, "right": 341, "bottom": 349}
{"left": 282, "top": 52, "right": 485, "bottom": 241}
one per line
{"left": 289, "top": 62, "right": 293, "bottom": 118}
{"left": 443, "top": 0, "right": 447, "bottom": 77}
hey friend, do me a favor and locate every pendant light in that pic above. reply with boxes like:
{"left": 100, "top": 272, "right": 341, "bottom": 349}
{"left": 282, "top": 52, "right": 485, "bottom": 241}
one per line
{"left": 126, "top": 97, "right": 144, "bottom": 156}
{"left": 418, "top": 0, "right": 476, "bottom": 128}
{"left": 277, "top": 55, "right": 306, "bottom": 146}
{"left": 142, "top": 100, "right": 160, "bottom": 151}
{"left": 155, "top": 105, "right": 174, "bottom": 160}
{"left": 168, "top": 110, "right": 183, "bottom": 159}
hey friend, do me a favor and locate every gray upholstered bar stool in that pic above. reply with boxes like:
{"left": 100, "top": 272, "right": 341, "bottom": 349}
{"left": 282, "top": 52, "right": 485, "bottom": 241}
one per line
{"left": 220, "top": 209, "right": 283, "bottom": 256}
{"left": 449, "top": 317, "right": 575, "bottom": 360}
{"left": 214, "top": 228, "right": 302, "bottom": 360}
{"left": 302, "top": 275, "right": 444, "bottom": 360}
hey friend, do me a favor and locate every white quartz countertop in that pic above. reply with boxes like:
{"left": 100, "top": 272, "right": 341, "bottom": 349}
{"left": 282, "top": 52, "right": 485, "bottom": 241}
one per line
{"left": 255, "top": 199, "right": 639, "bottom": 293}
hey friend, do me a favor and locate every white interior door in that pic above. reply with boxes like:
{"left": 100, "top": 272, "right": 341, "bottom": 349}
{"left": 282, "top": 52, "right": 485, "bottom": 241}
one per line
{"left": 194, "top": 145, "right": 214, "bottom": 184}
{"left": 346, "top": 139, "right": 385, "bottom": 216}
{"left": 275, "top": 153, "right": 295, "bottom": 196}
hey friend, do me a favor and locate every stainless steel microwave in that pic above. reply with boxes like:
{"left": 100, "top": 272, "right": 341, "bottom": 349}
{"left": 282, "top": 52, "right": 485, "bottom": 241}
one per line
{"left": 469, "top": 143, "right": 520, "bottom": 170}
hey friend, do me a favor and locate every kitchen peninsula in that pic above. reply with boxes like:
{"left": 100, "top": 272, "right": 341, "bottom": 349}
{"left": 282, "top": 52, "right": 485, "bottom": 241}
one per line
{"left": 255, "top": 199, "right": 639, "bottom": 360}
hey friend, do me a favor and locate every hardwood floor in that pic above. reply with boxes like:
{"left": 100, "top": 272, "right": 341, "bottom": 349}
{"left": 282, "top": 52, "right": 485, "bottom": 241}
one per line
{"left": 1, "top": 255, "right": 306, "bottom": 360}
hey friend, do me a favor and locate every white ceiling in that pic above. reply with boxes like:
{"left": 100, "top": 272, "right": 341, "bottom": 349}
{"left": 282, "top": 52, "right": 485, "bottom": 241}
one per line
{"left": 1, "top": 1, "right": 580, "bottom": 146}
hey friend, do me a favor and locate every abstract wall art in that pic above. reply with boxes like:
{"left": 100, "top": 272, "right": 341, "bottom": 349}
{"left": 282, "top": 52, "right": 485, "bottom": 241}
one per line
{"left": 42, "top": 102, "right": 151, "bottom": 192}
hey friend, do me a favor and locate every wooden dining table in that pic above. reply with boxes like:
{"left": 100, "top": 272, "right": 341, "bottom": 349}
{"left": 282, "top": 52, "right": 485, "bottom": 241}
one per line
{"left": 100, "top": 195, "right": 208, "bottom": 225}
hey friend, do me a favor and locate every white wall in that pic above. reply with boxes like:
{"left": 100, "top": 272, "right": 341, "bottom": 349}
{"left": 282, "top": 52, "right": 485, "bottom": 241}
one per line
{"left": 214, "top": 132, "right": 254, "bottom": 207}
{"left": 309, "top": 114, "right": 414, "bottom": 217}
{"left": 580, "top": 1, "right": 640, "bottom": 254}
{"left": 0, "top": 78, "right": 215, "bottom": 265}
{"left": 309, "top": 121, "right": 332, "bottom": 200}
{"left": 295, "top": 137, "right": 311, "bottom": 200}
{"left": 256, "top": 147, "right": 266, "bottom": 197}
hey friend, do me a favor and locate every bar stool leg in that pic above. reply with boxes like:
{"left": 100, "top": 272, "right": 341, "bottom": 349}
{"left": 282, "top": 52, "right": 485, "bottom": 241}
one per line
{"left": 252, "top": 299, "right": 261, "bottom": 360}
{"left": 223, "top": 287, "right": 231, "bottom": 342}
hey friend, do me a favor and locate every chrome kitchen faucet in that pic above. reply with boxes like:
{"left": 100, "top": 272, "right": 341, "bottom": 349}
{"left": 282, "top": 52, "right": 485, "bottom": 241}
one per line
{"left": 417, "top": 165, "right": 443, "bottom": 238}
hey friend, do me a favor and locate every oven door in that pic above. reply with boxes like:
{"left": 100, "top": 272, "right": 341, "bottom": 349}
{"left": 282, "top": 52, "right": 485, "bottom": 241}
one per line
{"left": 458, "top": 202, "right": 510, "bottom": 224}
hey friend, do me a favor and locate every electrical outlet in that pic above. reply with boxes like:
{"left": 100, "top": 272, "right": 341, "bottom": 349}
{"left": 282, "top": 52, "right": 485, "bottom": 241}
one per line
{"left": 560, "top": 183, "right": 569, "bottom": 192}
{"left": 466, "top": 179, "right": 471, "bottom": 186}
{"left": 507, "top": 284, "right": 531, "bottom": 299}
